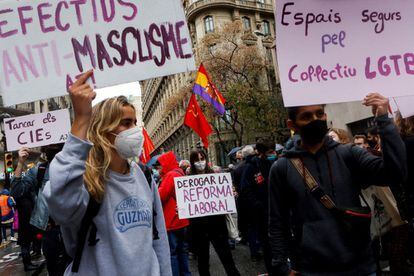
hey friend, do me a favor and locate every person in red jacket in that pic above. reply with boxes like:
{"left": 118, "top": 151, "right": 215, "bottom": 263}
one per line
{"left": 156, "top": 152, "right": 191, "bottom": 276}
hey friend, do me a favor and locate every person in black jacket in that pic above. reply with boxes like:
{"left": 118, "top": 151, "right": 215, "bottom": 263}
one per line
{"left": 232, "top": 145, "right": 255, "bottom": 244}
{"left": 11, "top": 144, "right": 69, "bottom": 274}
{"left": 269, "top": 93, "right": 407, "bottom": 275}
{"left": 240, "top": 139, "right": 277, "bottom": 272}
{"left": 396, "top": 112, "right": 414, "bottom": 266}
{"left": 396, "top": 112, "right": 414, "bottom": 217}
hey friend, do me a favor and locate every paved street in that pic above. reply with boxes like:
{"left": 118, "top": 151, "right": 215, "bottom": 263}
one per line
{"left": 188, "top": 242, "right": 266, "bottom": 276}
{"left": 0, "top": 240, "right": 266, "bottom": 276}
{"left": 0, "top": 241, "right": 47, "bottom": 276}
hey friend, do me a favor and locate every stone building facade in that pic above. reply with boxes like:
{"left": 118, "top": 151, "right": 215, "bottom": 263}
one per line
{"left": 141, "top": 0, "right": 276, "bottom": 166}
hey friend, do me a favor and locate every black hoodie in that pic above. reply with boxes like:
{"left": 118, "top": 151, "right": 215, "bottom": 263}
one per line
{"left": 269, "top": 115, "right": 407, "bottom": 275}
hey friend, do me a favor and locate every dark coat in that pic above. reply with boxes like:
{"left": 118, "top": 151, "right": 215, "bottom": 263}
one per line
{"left": 402, "top": 136, "right": 414, "bottom": 217}
{"left": 269, "top": 115, "right": 407, "bottom": 275}
{"left": 240, "top": 156, "right": 274, "bottom": 218}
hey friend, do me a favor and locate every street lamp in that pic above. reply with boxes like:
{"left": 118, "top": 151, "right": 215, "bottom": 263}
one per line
{"left": 0, "top": 113, "right": 11, "bottom": 188}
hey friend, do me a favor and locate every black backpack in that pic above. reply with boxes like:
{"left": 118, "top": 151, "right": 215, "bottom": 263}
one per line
{"left": 71, "top": 163, "right": 158, "bottom": 273}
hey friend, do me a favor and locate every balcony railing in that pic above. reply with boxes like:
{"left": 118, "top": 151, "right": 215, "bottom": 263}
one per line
{"left": 187, "top": 0, "right": 274, "bottom": 20}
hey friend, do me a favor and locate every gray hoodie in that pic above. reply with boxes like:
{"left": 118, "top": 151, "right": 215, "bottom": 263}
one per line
{"left": 43, "top": 134, "right": 172, "bottom": 276}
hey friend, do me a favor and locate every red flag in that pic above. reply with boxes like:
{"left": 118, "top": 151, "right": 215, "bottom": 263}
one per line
{"left": 140, "top": 127, "right": 155, "bottom": 164}
{"left": 184, "top": 94, "right": 213, "bottom": 148}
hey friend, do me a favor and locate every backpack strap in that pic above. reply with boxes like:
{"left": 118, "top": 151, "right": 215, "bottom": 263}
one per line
{"left": 36, "top": 162, "right": 48, "bottom": 193}
{"left": 290, "top": 158, "right": 336, "bottom": 210}
{"left": 71, "top": 197, "right": 101, "bottom": 273}
{"left": 139, "top": 163, "right": 153, "bottom": 189}
{"left": 138, "top": 163, "right": 159, "bottom": 241}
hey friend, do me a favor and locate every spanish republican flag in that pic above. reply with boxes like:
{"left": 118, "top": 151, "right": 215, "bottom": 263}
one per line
{"left": 140, "top": 127, "right": 155, "bottom": 164}
{"left": 184, "top": 94, "right": 213, "bottom": 148}
{"left": 193, "top": 63, "right": 226, "bottom": 115}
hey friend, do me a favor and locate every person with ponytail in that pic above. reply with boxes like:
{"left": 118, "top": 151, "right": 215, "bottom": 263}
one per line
{"left": 43, "top": 70, "right": 171, "bottom": 275}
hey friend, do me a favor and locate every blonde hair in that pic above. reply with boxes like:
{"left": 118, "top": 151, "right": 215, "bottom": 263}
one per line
{"left": 84, "top": 96, "right": 135, "bottom": 202}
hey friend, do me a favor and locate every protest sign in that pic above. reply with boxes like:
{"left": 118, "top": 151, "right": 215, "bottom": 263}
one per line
{"left": 391, "top": 96, "right": 414, "bottom": 119}
{"left": 174, "top": 173, "right": 237, "bottom": 219}
{"left": 0, "top": 0, "right": 195, "bottom": 106}
{"left": 276, "top": 0, "right": 414, "bottom": 107}
{"left": 3, "top": 109, "right": 71, "bottom": 151}
{"left": 389, "top": 98, "right": 399, "bottom": 118}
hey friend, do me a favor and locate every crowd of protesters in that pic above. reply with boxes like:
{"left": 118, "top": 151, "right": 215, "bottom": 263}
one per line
{"left": 0, "top": 74, "right": 412, "bottom": 276}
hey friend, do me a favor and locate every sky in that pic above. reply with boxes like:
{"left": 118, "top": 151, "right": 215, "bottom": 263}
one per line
{"left": 92, "top": 82, "right": 141, "bottom": 105}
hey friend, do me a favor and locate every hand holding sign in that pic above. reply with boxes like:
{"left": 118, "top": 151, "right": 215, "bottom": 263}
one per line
{"left": 363, "top": 93, "right": 389, "bottom": 117}
{"left": 69, "top": 70, "right": 96, "bottom": 140}
{"left": 17, "top": 147, "right": 29, "bottom": 165}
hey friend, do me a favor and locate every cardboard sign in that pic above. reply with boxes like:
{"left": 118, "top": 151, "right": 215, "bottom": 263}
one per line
{"left": 4, "top": 109, "right": 71, "bottom": 151}
{"left": 276, "top": 0, "right": 414, "bottom": 107}
{"left": 174, "top": 173, "right": 237, "bottom": 219}
{"left": 0, "top": 0, "right": 195, "bottom": 106}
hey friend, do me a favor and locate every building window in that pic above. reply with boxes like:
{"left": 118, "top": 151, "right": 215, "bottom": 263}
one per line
{"left": 263, "top": 20, "right": 270, "bottom": 35}
{"left": 257, "top": 0, "right": 265, "bottom": 7}
{"left": 204, "top": 16, "right": 214, "bottom": 33}
{"left": 265, "top": 47, "right": 273, "bottom": 63}
{"left": 242, "top": 17, "right": 251, "bottom": 30}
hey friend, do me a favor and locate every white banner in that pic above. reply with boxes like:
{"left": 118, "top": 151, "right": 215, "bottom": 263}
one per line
{"left": 174, "top": 173, "right": 237, "bottom": 219}
{"left": 276, "top": 0, "right": 414, "bottom": 107}
{"left": 391, "top": 96, "right": 414, "bottom": 119}
{"left": 0, "top": 0, "right": 195, "bottom": 106}
{"left": 4, "top": 109, "right": 71, "bottom": 151}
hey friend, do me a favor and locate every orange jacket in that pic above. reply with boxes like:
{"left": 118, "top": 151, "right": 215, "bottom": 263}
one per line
{"left": 0, "top": 195, "right": 14, "bottom": 223}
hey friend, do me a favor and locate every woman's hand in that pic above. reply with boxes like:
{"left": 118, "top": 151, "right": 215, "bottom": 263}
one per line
{"left": 17, "top": 147, "right": 29, "bottom": 165}
{"left": 69, "top": 70, "right": 96, "bottom": 140}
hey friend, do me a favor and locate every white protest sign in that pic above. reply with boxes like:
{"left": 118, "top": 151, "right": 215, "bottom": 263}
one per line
{"left": 391, "top": 96, "right": 414, "bottom": 119}
{"left": 174, "top": 173, "right": 237, "bottom": 219}
{"left": 4, "top": 109, "right": 71, "bottom": 151}
{"left": 389, "top": 98, "right": 399, "bottom": 117}
{"left": 0, "top": 0, "right": 195, "bottom": 106}
{"left": 276, "top": 0, "right": 414, "bottom": 107}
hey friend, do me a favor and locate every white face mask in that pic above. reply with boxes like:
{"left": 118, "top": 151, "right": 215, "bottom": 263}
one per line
{"left": 194, "top": 161, "right": 206, "bottom": 171}
{"left": 112, "top": 126, "right": 144, "bottom": 159}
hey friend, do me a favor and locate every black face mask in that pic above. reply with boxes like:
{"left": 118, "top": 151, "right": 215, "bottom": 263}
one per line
{"left": 367, "top": 139, "right": 377, "bottom": 149}
{"left": 298, "top": 120, "right": 328, "bottom": 146}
